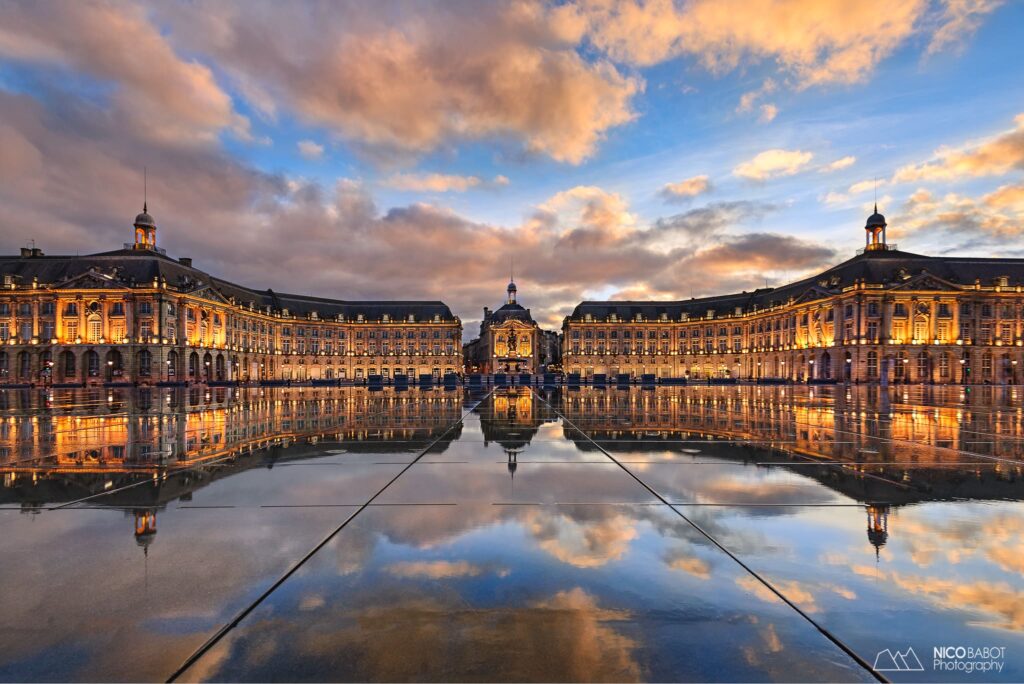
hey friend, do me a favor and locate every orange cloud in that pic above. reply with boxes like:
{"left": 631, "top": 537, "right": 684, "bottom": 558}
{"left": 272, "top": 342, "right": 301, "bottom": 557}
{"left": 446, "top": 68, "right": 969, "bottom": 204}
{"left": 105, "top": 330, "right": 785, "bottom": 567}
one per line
{"left": 893, "top": 112, "right": 1024, "bottom": 183}
{"left": 574, "top": 0, "right": 938, "bottom": 87}
{"left": 660, "top": 175, "right": 711, "bottom": 201}
{"left": 733, "top": 148, "right": 814, "bottom": 180}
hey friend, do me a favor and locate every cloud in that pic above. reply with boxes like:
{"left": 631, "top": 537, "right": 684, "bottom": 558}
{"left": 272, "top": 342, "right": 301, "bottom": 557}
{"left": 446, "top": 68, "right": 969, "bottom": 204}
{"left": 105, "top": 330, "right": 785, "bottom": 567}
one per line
{"left": 984, "top": 183, "right": 1024, "bottom": 210}
{"left": 758, "top": 104, "right": 778, "bottom": 123}
{"left": 297, "top": 140, "right": 324, "bottom": 159}
{"left": 571, "top": 0, "right": 963, "bottom": 88}
{"left": 384, "top": 173, "right": 508, "bottom": 193}
{"left": 154, "top": 1, "right": 640, "bottom": 164}
{"left": 736, "top": 78, "right": 777, "bottom": 114}
{"left": 926, "top": 0, "right": 1004, "bottom": 56}
{"left": 660, "top": 175, "right": 711, "bottom": 201}
{"left": 0, "top": 1, "right": 250, "bottom": 145}
{"left": 0, "top": 82, "right": 835, "bottom": 337}
{"left": 733, "top": 148, "right": 814, "bottom": 180}
{"left": 820, "top": 156, "right": 856, "bottom": 173}
{"left": 892, "top": 112, "right": 1024, "bottom": 183}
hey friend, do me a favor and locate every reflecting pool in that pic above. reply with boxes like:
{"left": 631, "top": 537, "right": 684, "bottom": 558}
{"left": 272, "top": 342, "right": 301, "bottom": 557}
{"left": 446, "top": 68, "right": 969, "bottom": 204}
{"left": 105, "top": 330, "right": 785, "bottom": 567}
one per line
{"left": 0, "top": 385, "right": 1022, "bottom": 681}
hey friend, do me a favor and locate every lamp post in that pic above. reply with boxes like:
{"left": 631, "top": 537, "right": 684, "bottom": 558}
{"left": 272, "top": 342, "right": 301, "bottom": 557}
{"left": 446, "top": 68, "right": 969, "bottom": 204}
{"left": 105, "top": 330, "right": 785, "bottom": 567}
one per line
{"left": 106, "top": 359, "right": 113, "bottom": 382}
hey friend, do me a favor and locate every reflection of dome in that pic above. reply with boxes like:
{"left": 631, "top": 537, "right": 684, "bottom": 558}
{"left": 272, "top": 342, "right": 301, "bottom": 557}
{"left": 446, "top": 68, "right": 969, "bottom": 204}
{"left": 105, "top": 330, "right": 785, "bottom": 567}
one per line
{"left": 134, "top": 510, "right": 157, "bottom": 551}
{"left": 866, "top": 504, "right": 889, "bottom": 558}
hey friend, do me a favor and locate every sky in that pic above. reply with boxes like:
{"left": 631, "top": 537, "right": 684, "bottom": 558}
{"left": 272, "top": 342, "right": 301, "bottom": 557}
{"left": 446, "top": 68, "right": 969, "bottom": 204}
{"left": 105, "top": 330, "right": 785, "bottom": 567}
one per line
{"left": 0, "top": 0, "right": 1022, "bottom": 338}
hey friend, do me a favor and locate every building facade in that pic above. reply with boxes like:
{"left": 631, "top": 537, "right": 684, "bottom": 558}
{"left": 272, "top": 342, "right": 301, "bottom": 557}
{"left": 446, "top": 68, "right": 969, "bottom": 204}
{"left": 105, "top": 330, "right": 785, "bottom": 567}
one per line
{"left": 0, "top": 206, "right": 462, "bottom": 385}
{"left": 562, "top": 208, "right": 1024, "bottom": 384}
{"left": 464, "top": 279, "right": 545, "bottom": 374}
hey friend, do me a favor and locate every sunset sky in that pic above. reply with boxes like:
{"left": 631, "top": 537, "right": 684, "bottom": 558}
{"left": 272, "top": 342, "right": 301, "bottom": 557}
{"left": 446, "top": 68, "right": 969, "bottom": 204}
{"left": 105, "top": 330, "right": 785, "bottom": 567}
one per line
{"left": 0, "top": 0, "right": 1022, "bottom": 334}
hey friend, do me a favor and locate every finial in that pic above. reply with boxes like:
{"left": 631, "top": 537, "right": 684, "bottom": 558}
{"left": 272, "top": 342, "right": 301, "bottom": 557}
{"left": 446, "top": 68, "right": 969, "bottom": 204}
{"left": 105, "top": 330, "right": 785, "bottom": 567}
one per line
{"left": 144, "top": 166, "right": 148, "bottom": 213}
{"left": 874, "top": 202, "right": 878, "bottom": 214}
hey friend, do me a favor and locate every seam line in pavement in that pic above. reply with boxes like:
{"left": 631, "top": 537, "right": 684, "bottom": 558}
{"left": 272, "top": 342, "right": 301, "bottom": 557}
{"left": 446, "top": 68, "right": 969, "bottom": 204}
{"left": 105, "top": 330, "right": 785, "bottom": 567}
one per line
{"left": 166, "top": 390, "right": 491, "bottom": 683}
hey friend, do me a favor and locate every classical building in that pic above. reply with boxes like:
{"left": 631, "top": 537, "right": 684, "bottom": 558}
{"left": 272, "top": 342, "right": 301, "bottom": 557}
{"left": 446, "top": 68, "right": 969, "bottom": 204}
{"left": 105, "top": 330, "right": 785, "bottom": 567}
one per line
{"left": 562, "top": 207, "right": 1024, "bottom": 384}
{"left": 0, "top": 206, "right": 462, "bottom": 385}
{"left": 463, "top": 277, "right": 547, "bottom": 374}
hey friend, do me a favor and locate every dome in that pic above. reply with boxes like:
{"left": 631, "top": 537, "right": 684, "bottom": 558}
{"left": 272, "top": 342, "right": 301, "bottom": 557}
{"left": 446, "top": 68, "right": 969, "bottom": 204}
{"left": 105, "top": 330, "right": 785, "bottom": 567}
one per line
{"left": 865, "top": 204, "right": 886, "bottom": 229}
{"left": 134, "top": 203, "right": 156, "bottom": 229}
{"left": 507, "top": 280, "right": 517, "bottom": 292}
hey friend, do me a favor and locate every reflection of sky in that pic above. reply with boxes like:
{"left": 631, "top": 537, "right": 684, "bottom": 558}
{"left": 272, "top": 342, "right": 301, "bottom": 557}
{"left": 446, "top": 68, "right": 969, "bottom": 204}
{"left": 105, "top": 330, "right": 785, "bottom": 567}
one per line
{"left": 1, "top": 386, "right": 1024, "bottom": 681}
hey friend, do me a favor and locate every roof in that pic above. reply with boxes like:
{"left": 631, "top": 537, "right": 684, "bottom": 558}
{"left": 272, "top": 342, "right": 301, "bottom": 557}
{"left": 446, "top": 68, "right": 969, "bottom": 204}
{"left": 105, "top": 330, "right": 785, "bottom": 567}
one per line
{"left": 568, "top": 248, "right": 1024, "bottom": 321}
{"left": 0, "top": 249, "right": 457, "bottom": 320}
{"left": 487, "top": 301, "right": 535, "bottom": 324}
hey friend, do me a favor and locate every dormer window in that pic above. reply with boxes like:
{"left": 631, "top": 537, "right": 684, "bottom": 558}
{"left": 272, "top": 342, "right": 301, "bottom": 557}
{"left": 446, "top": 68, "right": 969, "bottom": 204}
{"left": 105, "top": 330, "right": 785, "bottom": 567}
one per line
{"left": 408, "top": 314, "right": 415, "bottom": 322}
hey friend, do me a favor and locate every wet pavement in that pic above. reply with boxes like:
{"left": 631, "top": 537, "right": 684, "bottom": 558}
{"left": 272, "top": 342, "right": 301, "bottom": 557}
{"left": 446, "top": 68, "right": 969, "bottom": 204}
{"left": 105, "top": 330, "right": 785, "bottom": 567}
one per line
{"left": 0, "top": 384, "right": 1022, "bottom": 681}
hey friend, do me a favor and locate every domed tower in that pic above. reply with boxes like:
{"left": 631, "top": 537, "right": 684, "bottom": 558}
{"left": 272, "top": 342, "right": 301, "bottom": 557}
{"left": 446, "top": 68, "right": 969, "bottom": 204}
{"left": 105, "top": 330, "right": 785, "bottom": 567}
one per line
{"left": 864, "top": 204, "right": 887, "bottom": 251}
{"left": 507, "top": 279, "right": 517, "bottom": 305}
{"left": 133, "top": 203, "right": 157, "bottom": 251}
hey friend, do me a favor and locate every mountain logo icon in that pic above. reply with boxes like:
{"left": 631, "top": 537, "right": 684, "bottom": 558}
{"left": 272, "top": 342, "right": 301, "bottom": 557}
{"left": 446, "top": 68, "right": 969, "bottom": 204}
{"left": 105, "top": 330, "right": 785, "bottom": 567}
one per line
{"left": 874, "top": 647, "right": 925, "bottom": 671}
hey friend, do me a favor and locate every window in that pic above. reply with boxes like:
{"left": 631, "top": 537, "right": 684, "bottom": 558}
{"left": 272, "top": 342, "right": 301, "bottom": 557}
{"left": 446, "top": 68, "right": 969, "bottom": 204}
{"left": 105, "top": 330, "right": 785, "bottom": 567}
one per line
{"left": 0, "top": 303, "right": 9, "bottom": 316}
{"left": 867, "top": 302, "right": 879, "bottom": 316}
{"left": 893, "top": 303, "right": 908, "bottom": 317}
{"left": 867, "top": 351, "right": 878, "bottom": 379}
{"left": 937, "top": 303, "right": 951, "bottom": 318}
{"left": 138, "top": 301, "right": 153, "bottom": 315}
{"left": 110, "top": 302, "right": 125, "bottom": 316}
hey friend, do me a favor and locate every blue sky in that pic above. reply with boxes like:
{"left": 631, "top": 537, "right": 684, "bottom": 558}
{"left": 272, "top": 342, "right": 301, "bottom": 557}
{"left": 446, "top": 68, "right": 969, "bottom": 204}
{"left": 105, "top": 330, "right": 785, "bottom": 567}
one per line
{"left": 0, "top": 0, "right": 1022, "bottom": 330}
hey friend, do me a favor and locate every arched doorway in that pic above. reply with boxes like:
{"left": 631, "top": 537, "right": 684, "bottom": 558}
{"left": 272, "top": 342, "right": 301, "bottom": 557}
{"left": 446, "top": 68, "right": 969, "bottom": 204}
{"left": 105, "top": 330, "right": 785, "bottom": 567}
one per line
{"left": 820, "top": 351, "right": 831, "bottom": 380}
{"left": 17, "top": 351, "right": 31, "bottom": 380}
{"left": 60, "top": 350, "right": 77, "bottom": 383}
{"left": 85, "top": 350, "right": 100, "bottom": 379}
{"left": 843, "top": 351, "right": 853, "bottom": 381}
{"left": 167, "top": 350, "right": 179, "bottom": 380}
{"left": 916, "top": 351, "right": 932, "bottom": 384}
{"left": 105, "top": 349, "right": 123, "bottom": 381}
{"left": 202, "top": 352, "right": 213, "bottom": 382}
{"left": 188, "top": 352, "right": 200, "bottom": 380}
{"left": 137, "top": 349, "right": 152, "bottom": 379}
{"left": 215, "top": 354, "right": 225, "bottom": 381}
{"left": 0, "top": 351, "right": 8, "bottom": 379}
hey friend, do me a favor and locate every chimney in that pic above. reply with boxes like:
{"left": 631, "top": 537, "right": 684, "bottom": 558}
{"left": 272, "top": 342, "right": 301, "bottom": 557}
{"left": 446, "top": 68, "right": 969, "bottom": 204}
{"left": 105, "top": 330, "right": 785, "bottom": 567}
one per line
{"left": 31, "top": 248, "right": 44, "bottom": 257}
{"left": 179, "top": 257, "right": 192, "bottom": 267}
{"left": 19, "top": 248, "right": 31, "bottom": 258}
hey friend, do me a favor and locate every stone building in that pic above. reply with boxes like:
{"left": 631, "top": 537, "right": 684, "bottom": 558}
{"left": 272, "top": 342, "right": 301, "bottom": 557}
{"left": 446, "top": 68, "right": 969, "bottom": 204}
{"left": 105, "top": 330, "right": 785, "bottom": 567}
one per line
{"left": 0, "top": 206, "right": 462, "bottom": 385}
{"left": 562, "top": 208, "right": 1024, "bottom": 384}
{"left": 464, "top": 277, "right": 544, "bottom": 374}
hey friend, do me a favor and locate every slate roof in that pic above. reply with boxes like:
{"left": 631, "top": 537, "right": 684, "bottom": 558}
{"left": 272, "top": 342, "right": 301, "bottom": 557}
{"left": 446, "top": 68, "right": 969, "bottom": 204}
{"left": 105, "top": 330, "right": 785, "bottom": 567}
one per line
{"left": 569, "top": 248, "right": 1024, "bottom": 321}
{"left": 0, "top": 248, "right": 456, "bottom": 320}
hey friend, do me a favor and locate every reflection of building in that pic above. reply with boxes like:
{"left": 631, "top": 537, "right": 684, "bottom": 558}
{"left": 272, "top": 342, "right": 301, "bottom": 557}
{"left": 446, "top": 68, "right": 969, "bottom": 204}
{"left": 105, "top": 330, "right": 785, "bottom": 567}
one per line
{"left": 0, "top": 206, "right": 462, "bottom": 385}
{"left": 563, "top": 208, "right": 1024, "bottom": 383}
{"left": 464, "top": 278, "right": 544, "bottom": 374}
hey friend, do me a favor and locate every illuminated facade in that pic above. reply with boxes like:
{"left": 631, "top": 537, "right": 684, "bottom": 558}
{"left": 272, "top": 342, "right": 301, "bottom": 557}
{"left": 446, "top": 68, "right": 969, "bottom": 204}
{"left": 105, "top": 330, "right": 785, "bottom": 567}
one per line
{"left": 563, "top": 208, "right": 1024, "bottom": 384}
{"left": 464, "top": 278, "right": 546, "bottom": 374}
{"left": 0, "top": 207, "right": 462, "bottom": 385}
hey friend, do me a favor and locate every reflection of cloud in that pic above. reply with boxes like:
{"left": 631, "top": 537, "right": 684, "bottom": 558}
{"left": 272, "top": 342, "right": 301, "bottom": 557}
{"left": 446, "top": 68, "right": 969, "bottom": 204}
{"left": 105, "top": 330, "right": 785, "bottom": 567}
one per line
{"left": 524, "top": 508, "right": 639, "bottom": 568}
{"left": 385, "top": 560, "right": 484, "bottom": 579}
{"left": 193, "top": 587, "right": 642, "bottom": 682}
{"left": 889, "top": 573, "right": 1024, "bottom": 632}
{"left": 736, "top": 576, "right": 819, "bottom": 613}
{"left": 664, "top": 548, "right": 711, "bottom": 579}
